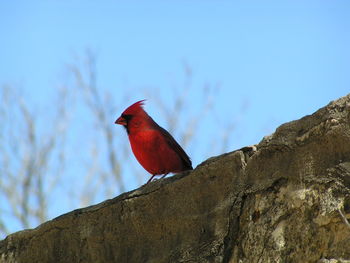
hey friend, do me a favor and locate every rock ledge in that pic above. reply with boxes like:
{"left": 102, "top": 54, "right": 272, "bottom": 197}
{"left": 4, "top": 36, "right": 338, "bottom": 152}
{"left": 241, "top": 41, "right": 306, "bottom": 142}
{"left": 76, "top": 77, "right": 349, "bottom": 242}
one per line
{"left": 1, "top": 95, "right": 350, "bottom": 263}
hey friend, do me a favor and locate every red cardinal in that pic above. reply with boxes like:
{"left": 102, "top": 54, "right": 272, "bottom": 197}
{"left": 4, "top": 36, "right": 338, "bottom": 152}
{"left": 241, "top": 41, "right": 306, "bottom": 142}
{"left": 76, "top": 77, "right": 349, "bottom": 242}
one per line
{"left": 115, "top": 100, "right": 193, "bottom": 183}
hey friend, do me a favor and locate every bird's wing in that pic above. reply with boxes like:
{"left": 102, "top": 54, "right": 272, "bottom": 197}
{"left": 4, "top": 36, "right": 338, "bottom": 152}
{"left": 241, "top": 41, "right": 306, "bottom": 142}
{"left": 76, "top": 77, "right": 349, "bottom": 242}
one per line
{"left": 157, "top": 125, "right": 193, "bottom": 170}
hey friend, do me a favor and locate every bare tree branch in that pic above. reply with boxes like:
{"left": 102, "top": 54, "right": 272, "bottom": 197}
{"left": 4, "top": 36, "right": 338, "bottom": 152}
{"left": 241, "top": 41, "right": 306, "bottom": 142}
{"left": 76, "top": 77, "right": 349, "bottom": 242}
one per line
{"left": 0, "top": 84, "right": 70, "bottom": 237}
{"left": 69, "top": 50, "right": 125, "bottom": 199}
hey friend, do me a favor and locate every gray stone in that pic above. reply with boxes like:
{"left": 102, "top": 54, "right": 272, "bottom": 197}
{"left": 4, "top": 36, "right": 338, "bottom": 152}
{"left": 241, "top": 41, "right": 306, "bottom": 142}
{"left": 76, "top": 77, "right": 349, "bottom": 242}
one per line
{"left": 1, "top": 95, "right": 350, "bottom": 262}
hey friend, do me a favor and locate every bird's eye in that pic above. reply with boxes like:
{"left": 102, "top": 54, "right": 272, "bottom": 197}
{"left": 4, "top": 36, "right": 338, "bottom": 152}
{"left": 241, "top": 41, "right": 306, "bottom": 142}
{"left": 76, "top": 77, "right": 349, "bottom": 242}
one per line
{"left": 122, "top": 114, "right": 133, "bottom": 121}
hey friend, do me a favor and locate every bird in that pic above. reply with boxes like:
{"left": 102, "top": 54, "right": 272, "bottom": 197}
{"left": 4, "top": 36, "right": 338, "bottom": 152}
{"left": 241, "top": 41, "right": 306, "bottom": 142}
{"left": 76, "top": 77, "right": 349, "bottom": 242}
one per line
{"left": 115, "top": 100, "right": 193, "bottom": 183}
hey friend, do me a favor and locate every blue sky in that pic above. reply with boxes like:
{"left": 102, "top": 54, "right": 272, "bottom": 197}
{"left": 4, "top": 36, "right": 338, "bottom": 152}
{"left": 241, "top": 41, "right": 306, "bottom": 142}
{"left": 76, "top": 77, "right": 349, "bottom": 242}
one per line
{"left": 1, "top": 0, "right": 350, "bottom": 234}
{"left": 2, "top": 1, "right": 349, "bottom": 130}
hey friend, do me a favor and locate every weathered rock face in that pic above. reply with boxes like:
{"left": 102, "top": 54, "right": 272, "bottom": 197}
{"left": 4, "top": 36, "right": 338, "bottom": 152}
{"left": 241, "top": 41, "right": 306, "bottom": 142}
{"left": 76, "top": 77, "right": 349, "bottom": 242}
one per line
{"left": 1, "top": 95, "right": 350, "bottom": 263}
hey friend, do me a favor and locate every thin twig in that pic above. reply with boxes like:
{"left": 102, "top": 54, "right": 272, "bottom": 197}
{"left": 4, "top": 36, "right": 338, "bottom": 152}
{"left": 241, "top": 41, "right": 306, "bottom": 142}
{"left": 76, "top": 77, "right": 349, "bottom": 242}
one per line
{"left": 338, "top": 208, "right": 350, "bottom": 230}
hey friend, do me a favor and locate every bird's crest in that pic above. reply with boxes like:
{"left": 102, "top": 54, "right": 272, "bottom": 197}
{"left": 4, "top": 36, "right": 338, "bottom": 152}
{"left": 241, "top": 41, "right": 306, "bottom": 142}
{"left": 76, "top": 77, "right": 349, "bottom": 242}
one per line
{"left": 122, "top": 99, "right": 146, "bottom": 115}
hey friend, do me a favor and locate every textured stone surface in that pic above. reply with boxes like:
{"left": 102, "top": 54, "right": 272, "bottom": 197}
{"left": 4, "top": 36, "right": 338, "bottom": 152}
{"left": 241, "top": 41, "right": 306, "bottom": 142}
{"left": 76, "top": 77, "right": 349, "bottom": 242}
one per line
{"left": 1, "top": 95, "right": 350, "bottom": 263}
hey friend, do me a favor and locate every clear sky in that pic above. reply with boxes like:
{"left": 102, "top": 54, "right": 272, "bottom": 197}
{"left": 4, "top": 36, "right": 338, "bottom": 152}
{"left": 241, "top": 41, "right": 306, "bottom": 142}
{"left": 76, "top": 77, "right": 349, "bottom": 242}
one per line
{"left": 2, "top": 1, "right": 349, "bottom": 132}
{"left": 1, "top": 0, "right": 350, "bottom": 234}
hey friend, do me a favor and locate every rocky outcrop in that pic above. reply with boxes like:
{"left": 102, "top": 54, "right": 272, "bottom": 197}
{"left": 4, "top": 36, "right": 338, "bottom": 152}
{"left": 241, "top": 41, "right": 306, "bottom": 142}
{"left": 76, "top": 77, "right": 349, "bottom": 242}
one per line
{"left": 1, "top": 95, "right": 350, "bottom": 263}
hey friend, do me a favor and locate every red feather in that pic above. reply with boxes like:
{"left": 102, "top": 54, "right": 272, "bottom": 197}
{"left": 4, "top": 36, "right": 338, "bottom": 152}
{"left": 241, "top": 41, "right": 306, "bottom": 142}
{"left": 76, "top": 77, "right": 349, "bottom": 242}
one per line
{"left": 115, "top": 100, "right": 193, "bottom": 184}
{"left": 122, "top": 99, "right": 146, "bottom": 115}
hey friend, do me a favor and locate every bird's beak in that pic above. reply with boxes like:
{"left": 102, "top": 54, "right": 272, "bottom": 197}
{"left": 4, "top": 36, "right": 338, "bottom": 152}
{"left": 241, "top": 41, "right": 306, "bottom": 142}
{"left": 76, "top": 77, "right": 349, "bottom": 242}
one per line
{"left": 115, "top": 116, "right": 127, "bottom": 125}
